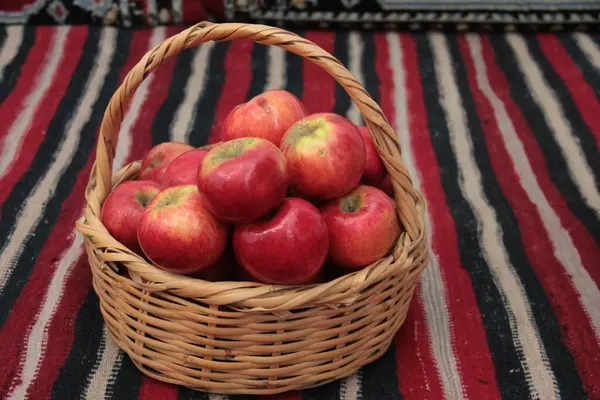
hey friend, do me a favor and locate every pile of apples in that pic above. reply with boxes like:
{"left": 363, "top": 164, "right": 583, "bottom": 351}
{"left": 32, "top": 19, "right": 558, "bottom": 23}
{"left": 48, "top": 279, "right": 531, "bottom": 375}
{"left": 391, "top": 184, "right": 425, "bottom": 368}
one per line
{"left": 101, "top": 89, "right": 401, "bottom": 285}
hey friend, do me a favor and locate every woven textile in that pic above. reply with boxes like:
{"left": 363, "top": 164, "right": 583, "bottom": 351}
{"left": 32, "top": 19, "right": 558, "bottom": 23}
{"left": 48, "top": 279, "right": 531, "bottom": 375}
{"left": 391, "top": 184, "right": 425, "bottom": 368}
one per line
{"left": 0, "top": 25, "right": 599, "bottom": 399}
{"left": 2, "top": 1, "right": 600, "bottom": 27}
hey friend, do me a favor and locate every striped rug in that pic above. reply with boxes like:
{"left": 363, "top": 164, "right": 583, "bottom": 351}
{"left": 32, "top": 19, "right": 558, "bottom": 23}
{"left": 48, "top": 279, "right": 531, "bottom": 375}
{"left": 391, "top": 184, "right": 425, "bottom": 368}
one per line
{"left": 0, "top": 25, "right": 599, "bottom": 400}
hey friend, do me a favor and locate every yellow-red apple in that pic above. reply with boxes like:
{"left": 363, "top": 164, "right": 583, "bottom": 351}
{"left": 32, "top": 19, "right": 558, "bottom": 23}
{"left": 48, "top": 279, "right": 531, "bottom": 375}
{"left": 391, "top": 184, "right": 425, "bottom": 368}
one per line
{"left": 233, "top": 198, "right": 329, "bottom": 285}
{"left": 321, "top": 185, "right": 400, "bottom": 269}
{"left": 197, "top": 137, "right": 288, "bottom": 223}
{"left": 221, "top": 90, "right": 308, "bottom": 145}
{"left": 162, "top": 149, "right": 208, "bottom": 187}
{"left": 139, "top": 142, "right": 194, "bottom": 182}
{"left": 101, "top": 180, "right": 161, "bottom": 254}
{"left": 137, "top": 185, "right": 228, "bottom": 274}
{"left": 280, "top": 113, "right": 365, "bottom": 199}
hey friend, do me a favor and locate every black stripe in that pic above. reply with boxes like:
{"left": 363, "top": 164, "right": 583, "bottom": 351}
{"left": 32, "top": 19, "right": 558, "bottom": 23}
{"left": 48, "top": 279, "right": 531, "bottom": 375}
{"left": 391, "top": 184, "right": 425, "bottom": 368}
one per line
{"left": 0, "top": 26, "right": 36, "bottom": 106}
{"left": 0, "top": 27, "right": 103, "bottom": 326}
{"left": 489, "top": 35, "right": 600, "bottom": 247}
{"left": 526, "top": 36, "right": 600, "bottom": 185}
{"left": 284, "top": 29, "right": 304, "bottom": 97}
{"left": 358, "top": 32, "right": 379, "bottom": 126}
{"left": 38, "top": 28, "right": 133, "bottom": 397}
{"left": 50, "top": 290, "right": 104, "bottom": 399}
{"left": 559, "top": 34, "right": 600, "bottom": 101}
{"left": 446, "top": 35, "right": 587, "bottom": 399}
{"left": 110, "top": 353, "right": 144, "bottom": 400}
{"left": 178, "top": 387, "right": 208, "bottom": 400}
{"left": 189, "top": 41, "right": 231, "bottom": 147}
{"left": 304, "top": 381, "right": 340, "bottom": 400}
{"left": 414, "top": 33, "right": 530, "bottom": 399}
{"left": 361, "top": 32, "right": 379, "bottom": 110}
{"left": 246, "top": 41, "right": 268, "bottom": 101}
{"left": 333, "top": 31, "right": 350, "bottom": 116}
{"left": 151, "top": 46, "right": 195, "bottom": 146}
{"left": 361, "top": 345, "right": 402, "bottom": 400}
{"left": 358, "top": 33, "right": 403, "bottom": 400}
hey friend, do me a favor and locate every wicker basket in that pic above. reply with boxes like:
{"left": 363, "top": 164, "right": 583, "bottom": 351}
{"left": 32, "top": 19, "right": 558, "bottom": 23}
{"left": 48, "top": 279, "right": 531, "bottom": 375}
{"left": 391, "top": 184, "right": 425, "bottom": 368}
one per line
{"left": 76, "top": 21, "right": 428, "bottom": 395}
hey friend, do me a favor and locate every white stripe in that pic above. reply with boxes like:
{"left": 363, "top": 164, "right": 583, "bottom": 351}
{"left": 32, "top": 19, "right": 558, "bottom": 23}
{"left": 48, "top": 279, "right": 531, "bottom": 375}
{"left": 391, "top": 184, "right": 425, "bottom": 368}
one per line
{"left": 172, "top": 0, "right": 183, "bottom": 23}
{"left": 506, "top": 34, "right": 600, "bottom": 219}
{"left": 6, "top": 234, "right": 84, "bottom": 399}
{"left": 113, "top": 27, "right": 166, "bottom": 172}
{"left": 209, "top": 395, "right": 229, "bottom": 400}
{"left": 467, "top": 34, "right": 600, "bottom": 340}
{"left": 430, "top": 33, "right": 558, "bottom": 400}
{"left": 347, "top": 32, "right": 363, "bottom": 125}
{"left": 340, "top": 371, "right": 362, "bottom": 400}
{"left": 3, "top": 28, "right": 119, "bottom": 398}
{"left": 573, "top": 33, "right": 600, "bottom": 70}
{"left": 387, "top": 32, "right": 465, "bottom": 400}
{"left": 265, "top": 45, "right": 286, "bottom": 91}
{"left": 0, "top": 27, "right": 117, "bottom": 294}
{"left": 0, "top": 27, "right": 69, "bottom": 176}
{"left": 170, "top": 41, "right": 215, "bottom": 143}
{"left": 84, "top": 329, "right": 124, "bottom": 400}
{"left": 147, "top": 0, "right": 157, "bottom": 17}
{"left": 0, "top": 26, "right": 24, "bottom": 80}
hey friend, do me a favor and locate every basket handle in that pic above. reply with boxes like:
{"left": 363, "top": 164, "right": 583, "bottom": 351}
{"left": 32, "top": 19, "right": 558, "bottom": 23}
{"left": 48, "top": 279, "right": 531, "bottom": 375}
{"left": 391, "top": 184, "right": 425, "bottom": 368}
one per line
{"left": 92, "top": 22, "right": 421, "bottom": 239}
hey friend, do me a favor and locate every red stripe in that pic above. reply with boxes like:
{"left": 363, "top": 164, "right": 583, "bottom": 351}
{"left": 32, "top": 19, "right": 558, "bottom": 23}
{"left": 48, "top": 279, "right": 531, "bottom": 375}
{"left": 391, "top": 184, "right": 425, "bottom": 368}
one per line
{"left": 394, "top": 298, "right": 444, "bottom": 399}
{"left": 478, "top": 35, "right": 600, "bottom": 399}
{"left": 0, "top": 27, "right": 87, "bottom": 208}
{"left": 8, "top": 30, "right": 154, "bottom": 398}
{"left": 537, "top": 34, "right": 600, "bottom": 147}
{"left": 137, "top": 377, "right": 178, "bottom": 400}
{"left": 208, "top": 38, "right": 253, "bottom": 144}
{"left": 393, "top": 33, "right": 502, "bottom": 399}
{"left": 302, "top": 32, "right": 336, "bottom": 114}
{"left": 259, "top": 391, "right": 303, "bottom": 400}
{"left": 181, "top": 0, "right": 209, "bottom": 22}
{"left": 0, "top": 1, "right": 43, "bottom": 12}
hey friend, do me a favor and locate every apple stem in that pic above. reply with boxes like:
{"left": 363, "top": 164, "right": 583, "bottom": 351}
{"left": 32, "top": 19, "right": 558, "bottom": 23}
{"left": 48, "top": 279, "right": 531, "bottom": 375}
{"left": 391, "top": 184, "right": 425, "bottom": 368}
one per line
{"left": 341, "top": 196, "right": 360, "bottom": 213}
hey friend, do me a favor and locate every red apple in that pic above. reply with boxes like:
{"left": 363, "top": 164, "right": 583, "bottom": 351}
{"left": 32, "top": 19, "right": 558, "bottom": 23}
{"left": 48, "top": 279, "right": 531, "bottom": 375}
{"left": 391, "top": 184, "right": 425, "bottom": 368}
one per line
{"left": 139, "top": 142, "right": 194, "bottom": 183}
{"left": 101, "top": 180, "right": 161, "bottom": 253}
{"left": 197, "top": 137, "right": 288, "bottom": 223}
{"left": 321, "top": 185, "right": 400, "bottom": 269}
{"left": 233, "top": 198, "right": 329, "bottom": 285}
{"left": 162, "top": 149, "right": 208, "bottom": 187}
{"left": 221, "top": 89, "right": 308, "bottom": 146}
{"left": 280, "top": 113, "right": 365, "bottom": 200}
{"left": 137, "top": 185, "right": 228, "bottom": 274}
{"left": 358, "top": 126, "right": 387, "bottom": 186}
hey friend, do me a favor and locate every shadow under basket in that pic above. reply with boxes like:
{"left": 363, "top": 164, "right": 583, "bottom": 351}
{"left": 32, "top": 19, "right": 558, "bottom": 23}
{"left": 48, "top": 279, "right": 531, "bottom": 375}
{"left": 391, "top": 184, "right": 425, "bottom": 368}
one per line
{"left": 76, "top": 21, "right": 428, "bottom": 395}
